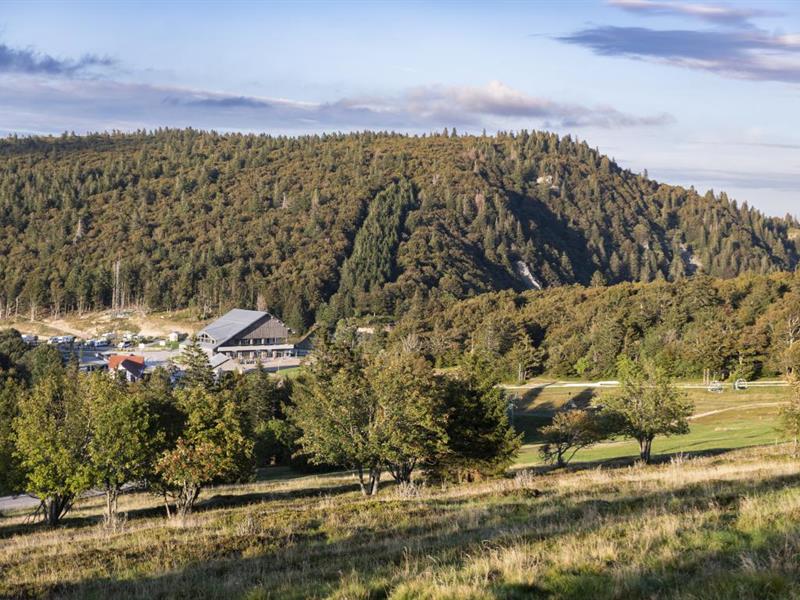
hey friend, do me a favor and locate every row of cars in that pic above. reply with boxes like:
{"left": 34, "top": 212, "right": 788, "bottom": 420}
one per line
{"left": 22, "top": 332, "right": 159, "bottom": 350}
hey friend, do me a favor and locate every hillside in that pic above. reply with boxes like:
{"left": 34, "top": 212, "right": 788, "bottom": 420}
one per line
{"left": 0, "top": 130, "right": 797, "bottom": 330}
{"left": 393, "top": 271, "right": 800, "bottom": 380}
{"left": 3, "top": 443, "right": 800, "bottom": 599}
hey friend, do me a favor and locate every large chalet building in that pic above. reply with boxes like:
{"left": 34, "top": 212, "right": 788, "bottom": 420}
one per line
{"left": 197, "top": 309, "right": 311, "bottom": 363}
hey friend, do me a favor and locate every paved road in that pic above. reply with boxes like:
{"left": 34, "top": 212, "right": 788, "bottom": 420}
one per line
{"left": 0, "top": 485, "right": 137, "bottom": 514}
{"left": 0, "top": 494, "right": 40, "bottom": 512}
{"left": 503, "top": 380, "right": 790, "bottom": 391}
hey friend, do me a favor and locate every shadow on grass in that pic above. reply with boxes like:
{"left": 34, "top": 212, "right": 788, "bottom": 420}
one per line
{"left": 0, "top": 478, "right": 361, "bottom": 541}
{"left": 492, "top": 518, "right": 800, "bottom": 599}
{"left": 513, "top": 388, "right": 597, "bottom": 444}
{"left": 23, "top": 466, "right": 800, "bottom": 600}
{"left": 513, "top": 445, "right": 745, "bottom": 478}
{"left": 512, "top": 385, "right": 598, "bottom": 416}
{"left": 198, "top": 481, "right": 361, "bottom": 511}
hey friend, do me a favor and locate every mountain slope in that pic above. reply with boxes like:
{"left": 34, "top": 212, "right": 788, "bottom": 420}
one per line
{"left": 0, "top": 129, "right": 796, "bottom": 329}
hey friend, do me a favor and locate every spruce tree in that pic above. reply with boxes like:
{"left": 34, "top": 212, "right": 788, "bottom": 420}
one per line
{"left": 178, "top": 336, "right": 215, "bottom": 391}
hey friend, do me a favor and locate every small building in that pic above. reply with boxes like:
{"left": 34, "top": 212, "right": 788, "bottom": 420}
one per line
{"left": 108, "top": 354, "right": 146, "bottom": 382}
{"left": 197, "top": 309, "right": 311, "bottom": 363}
{"left": 78, "top": 352, "right": 108, "bottom": 373}
{"left": 59, "top": 348, "right": 108, "bottom": 373}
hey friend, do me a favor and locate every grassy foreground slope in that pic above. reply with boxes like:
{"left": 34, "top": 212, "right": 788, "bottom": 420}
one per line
{"left": 4, "top": 442, "right": 800, "bottom": 599}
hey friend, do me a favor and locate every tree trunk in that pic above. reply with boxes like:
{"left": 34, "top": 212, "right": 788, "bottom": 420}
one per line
{"left": 639, "top": 437, "right": 653, "bottom": 463}
{"left": 368, "top": 467, "right": 381, "bottom": 496}
{"left": 163, "top": 492, "right": 172, "bottom": 519}
{"left": 356, "top": 466, "right": 367, "bottom": 496}
{"left": 104, "top": 486, "right": 120, "bottom": 529}
{"left": 42, "top": 494, "right": 73, "bottom": 527}
{"left": 388, "top": 460, "right": 416, "bottom": 484}
{"left": 174, "top": 483, "right": 201, "bottom": 518}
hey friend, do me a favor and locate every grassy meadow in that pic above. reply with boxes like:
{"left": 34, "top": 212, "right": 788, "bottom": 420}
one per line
{"left": 2, "top": 382, "right": 800, "bottom": 599}
{"left": 511, "top": 383, "right": 790, "bottom": 466}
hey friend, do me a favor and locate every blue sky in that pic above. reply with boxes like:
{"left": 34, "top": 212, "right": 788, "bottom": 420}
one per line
{"left": 0, "top": 0, "right": 798, "bottom": 216}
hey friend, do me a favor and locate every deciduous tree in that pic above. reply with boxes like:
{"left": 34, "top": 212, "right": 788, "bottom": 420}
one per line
{"left": 597, "top": 357, "right": 692, "bottom": 463}
{"left": 370, "top": 350, "right": 447, "bottom": 484}
{"left": 157, "top": 386, "right": 252, "bottom": 517}
{"left": 14, "top": 370, "right": 91, "bottom": 526}
{"left": 85, "top": 374, "right": 158, "bottom": 528}
{"left": 539, "top": 409, "right": 606, "bottom": 467}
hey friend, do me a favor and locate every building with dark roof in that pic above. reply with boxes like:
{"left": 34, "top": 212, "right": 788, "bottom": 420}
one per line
{"left": 197, "top": 309, "right": 311, "bottom": 364}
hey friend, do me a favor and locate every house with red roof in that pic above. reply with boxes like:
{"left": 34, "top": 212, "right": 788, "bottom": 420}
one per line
{"left": 108, "top": 354, "right": 146, "bottom": 382}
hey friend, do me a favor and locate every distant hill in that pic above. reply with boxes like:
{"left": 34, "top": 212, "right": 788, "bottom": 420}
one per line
{"left": 0, "top": 129, "right": 796, "bottom": 330}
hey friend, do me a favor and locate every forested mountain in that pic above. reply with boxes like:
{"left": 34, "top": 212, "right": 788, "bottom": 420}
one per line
{"left": 0, "top": 129, "right": 797, "bottom": 330}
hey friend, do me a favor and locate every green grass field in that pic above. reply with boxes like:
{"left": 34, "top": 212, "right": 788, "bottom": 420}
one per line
{"left": 511, "top": 383, "right": 791, "bottom": 466}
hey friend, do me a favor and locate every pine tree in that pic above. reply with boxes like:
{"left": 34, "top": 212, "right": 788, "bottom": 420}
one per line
{"left": 178, "top": 336, "right": 215, "bottom": 391}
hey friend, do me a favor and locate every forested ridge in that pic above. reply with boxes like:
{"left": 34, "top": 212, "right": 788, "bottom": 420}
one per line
{"left": 0, "top": 128, "right": 797, "bottom": 330}
{"left": 392, "top": 272, "right": 800, "bottom": 381}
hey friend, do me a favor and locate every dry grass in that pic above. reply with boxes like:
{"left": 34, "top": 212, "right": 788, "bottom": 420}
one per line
{"left": 3, "top": 445, "right": 800, "bottom": 599}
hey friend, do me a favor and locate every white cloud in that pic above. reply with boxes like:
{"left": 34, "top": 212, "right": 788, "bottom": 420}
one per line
{"left": 0, "top": 77, "right": 672, "bottom": 135}
{"left": 609, "top": 0, "right": 777, "bottom": 26}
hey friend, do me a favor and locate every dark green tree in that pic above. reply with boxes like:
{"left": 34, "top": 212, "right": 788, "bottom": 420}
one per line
{"left": 178, "top": 336, "right": 215, "bottom": 391}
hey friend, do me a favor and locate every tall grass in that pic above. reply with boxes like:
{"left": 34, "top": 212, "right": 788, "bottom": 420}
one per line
{"left": 3, "top": 445, "right": 800, "bottom": 599}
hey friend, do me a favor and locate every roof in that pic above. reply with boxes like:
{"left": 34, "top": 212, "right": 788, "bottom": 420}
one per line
{"left": 198, "top": 309, "right": 271, "bottom": 347}
{"left": 209, "top": 353, "right": 232, "bottom": 369}
{"left": 217, "top": 343, "right": 297, "bottom": 352}
{"left": 109, "top": 354, "right": 145, "bottom": 370}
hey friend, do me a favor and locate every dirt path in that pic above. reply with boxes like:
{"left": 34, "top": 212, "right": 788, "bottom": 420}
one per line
{"left": 43, "top": 319, "right": 93, "bottom": 338}
{"left": 689, "top": 402, "right": 788, "bottom": 420}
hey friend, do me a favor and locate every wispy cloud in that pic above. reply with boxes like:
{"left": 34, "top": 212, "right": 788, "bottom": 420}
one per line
{"left": 0, "top": 42, "right": 114, "bottom": 76}
{"left": 332, "top": 81, "right": 673, "bottom": 128}
{"left": 609, "top": 0, "right": 778, "bottom": 27}
{"left": 654, "top": 166, "right": 799, "bottom": 192}
{"left": 0, "top": 78, "right": 671, "bottom": 134}
{"left": 399, "top": 81, "right": 673, "bottom": 127}
{"left": 559, "top": 0, "right": 800, "bottom": 84}
{"left": 559, "top": 25, "right": 800, "bottom": 83}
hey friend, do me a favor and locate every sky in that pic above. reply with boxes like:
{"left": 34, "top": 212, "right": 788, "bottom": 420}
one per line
{"left": 0, "top": 0, "right": 798, "bottom": 216}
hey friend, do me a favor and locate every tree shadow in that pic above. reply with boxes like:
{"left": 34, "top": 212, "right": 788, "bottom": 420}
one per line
{"left": 24, "top": 468, "right": 800, "bottom": 600}
{"left": 197, "top": 481, "right": 361, "bottom": 511}
{"left": 491, "top": 514, "right": 800, "bottom": 599}
{"left": 0, "top": 479, "right": 361, "bottom": 540}
{"left": 513, "top": 386, "right": 596, "bottom": 416}
{"left": 511, "top": 445, "right": 774, "bottom": 479}
{"left": 512, "top": 387, "right": 597, "bottom": 444}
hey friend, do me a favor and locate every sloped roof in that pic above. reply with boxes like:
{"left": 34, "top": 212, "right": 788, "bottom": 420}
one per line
{"left": 209, "top": 353, "right": 232, "bottom": 369}
{"left": 108, "top": 354, "right": 145, "bottom": 370}
{"left": 108, "top": 354, "right": 146, "bottom": 378}
{"left": 198, "top": 309, "right": 270, "bottom": 346}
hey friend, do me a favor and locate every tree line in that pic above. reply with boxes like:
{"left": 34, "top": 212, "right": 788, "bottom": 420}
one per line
{"left": 387, "top": 271, "right": 800, "bottom": 382}
{"left": 0, "top": 129, "right": 796, "bottom": 331}
{"left": 0, "top": 330, "right": 518, "bottom": 526}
